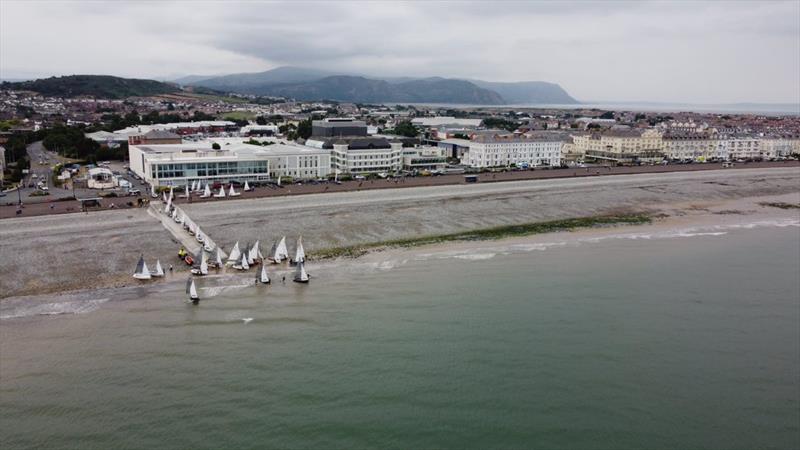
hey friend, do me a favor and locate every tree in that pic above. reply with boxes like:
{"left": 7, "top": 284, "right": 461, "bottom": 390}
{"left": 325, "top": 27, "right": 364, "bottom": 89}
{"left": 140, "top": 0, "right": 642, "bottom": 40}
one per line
{"left": 394, "top": 121, "right": 419, "bottom": 138}
{"left": 296, "top": 119, "right": 313, "bottom": 140}
{"left": 212, "top": 142, "right": 221, "bottom": 150}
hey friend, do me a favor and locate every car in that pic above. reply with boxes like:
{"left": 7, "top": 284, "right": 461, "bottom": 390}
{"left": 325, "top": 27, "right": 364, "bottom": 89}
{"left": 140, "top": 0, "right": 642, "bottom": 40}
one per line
{"left": 128, "top": 189, "right": 141, "bottom": 196}
{"left": 354, "top": 175, "right": 366, "bottom": 181}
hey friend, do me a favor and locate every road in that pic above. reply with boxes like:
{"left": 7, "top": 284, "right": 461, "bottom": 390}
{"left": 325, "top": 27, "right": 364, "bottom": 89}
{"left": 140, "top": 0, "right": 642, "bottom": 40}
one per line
{"left": 2, "top": 159, "right": 798, "bottom": 218}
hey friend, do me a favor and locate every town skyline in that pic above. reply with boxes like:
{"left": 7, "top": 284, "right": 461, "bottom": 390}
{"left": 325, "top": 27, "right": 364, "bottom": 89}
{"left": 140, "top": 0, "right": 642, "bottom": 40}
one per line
{"left": 1, "top": 0, "right": 799, "bottom": 105}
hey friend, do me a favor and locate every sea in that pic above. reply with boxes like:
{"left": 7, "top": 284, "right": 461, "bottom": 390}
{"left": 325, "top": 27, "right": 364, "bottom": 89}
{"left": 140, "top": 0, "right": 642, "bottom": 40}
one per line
{"left": 1, "top": 220, "right": 799, "bottom": 449}
{"left": 399, "top": 102, "right": 800, "bottom": 116}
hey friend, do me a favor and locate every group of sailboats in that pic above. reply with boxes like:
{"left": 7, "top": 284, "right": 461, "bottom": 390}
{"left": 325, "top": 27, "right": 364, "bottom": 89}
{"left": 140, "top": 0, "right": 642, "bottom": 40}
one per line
{"left": 186, "top": 180, "right": 244, "bottom": 200}
{"left": 133, "top": 255, "right": 166, "bottom": 280}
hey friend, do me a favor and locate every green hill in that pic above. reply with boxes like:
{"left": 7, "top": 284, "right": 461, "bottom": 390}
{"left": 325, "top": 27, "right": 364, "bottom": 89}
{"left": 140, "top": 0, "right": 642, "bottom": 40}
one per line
{"left": 0, "top": 75, "right": 180, "bottom": 99}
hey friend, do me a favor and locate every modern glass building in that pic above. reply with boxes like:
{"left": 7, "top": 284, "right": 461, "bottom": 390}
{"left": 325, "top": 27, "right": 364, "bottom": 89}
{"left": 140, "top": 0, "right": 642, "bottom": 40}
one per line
{"left": 129, "top": 142, "right": 331, "bottom": 187}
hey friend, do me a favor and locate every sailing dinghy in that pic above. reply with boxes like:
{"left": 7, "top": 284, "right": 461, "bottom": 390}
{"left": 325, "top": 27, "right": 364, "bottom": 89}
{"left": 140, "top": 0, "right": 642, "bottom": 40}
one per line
{"left": 270, "top": 237, "right": 289, "bottom": 263}
{"left": 227, "top": 242, "right": 241, "bottom": 265}
{"left": 201, "top": 184, "right": 212, "bottom": 198}
{"left": 191, "top": 251, "right": 209, "bottom": 276}
{"left": 233, "top": 252, "right": 250, "bottom": 271}
{"left": 229, "top": 184, "right": 241, "bottom": 197}
{"left": 214, "top": 186, "right": 226, "bottom": 198}
{"left": 293, "top": 261, "right": 309, "bottom": 283}
{"left": 133, "top": 255, "right": 152, "bottom": 280}
{"left": 257, "top": 265, "right": 270, "bottom": 284}
{"left": 293, "top": 236, "right": 305, "bottom": 265}
{"left": 150, "top": 259, "right": 165, "bottom": 277}
{"left": 210, "top": 247, "right": 224, "bottom": 268}
{"left": 187, "top": 278, "right": 199, "bottom": 304}
{"left": 243, "top": 181, "right": 252, "bottom": 192}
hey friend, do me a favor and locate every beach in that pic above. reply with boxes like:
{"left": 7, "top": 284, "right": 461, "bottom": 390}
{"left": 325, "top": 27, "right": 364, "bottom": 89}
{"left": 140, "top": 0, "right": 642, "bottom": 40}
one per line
{"left": 0, "top": 166, "right": 798, "bottom": 300}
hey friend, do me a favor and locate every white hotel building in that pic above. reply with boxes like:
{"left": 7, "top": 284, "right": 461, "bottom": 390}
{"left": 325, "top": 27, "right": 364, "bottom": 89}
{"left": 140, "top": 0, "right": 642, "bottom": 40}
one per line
{"left": 464, "top": 135, "right": 562, "bottom": 168}
{"left": 129, "top": 141, "right": 331, "bottom": 187}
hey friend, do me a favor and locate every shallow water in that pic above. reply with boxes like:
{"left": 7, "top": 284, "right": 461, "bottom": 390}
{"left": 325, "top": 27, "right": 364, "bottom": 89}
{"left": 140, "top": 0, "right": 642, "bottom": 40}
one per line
{"left": 1, "top": 223, "right": 799, "bottom": 449}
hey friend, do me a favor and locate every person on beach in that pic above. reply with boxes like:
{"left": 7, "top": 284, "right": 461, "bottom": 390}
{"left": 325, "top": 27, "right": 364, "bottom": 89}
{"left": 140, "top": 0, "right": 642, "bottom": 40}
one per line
{"left": 169, "top": 264, "right": 173, "bottom": 273}
{"left": 282, "top": 275, "right": 286, "bottom": 284}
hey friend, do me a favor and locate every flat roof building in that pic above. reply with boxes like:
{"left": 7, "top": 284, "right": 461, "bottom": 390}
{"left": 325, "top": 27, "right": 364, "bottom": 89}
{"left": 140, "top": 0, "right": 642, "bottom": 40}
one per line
{"left": 311, "top": 118, "right": 368, "bottom": 137}
{"left": 129, "top": 141, "right": 331, "bottom": 187}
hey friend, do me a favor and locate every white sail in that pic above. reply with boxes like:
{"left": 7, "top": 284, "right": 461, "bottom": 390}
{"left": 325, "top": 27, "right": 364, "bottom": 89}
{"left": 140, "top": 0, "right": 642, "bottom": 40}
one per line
{"left": 169, "top": 186, "right": 174, "bottom": 200}
{"left": 249, "top": 240, "right": 260, "bottom": 264}
{"left": 243, "top": 181, "right": 251, "bottom": 191}
{"left": 258, "top": 265, "right": 270, "bottom": 283}
{"left": 214, "top": 186, "right": 226, "bottom": 198}
{"left": 227, "top": 242, "right": 241, "bottom": 263}
{"left": 277, "top": 236, "right": 289, "bottom": 260}
{"left": 240, "top": 253, "right": 250, "bottom": 270}
{"left": 133, "top": 255, "right": 152, "bottom": 280}
{"left": 277, "top": 176, "right": 281, "bottom": 186}
{"left": 202, "top": 183, "right": 211, "bottom": 198}
{"left": 180, "top": 212, "right": 186, "bottom": 226}
{"left": 229, "top": 184, "right": 240, "bottom": 197}
{"left": 200, "top": 252, "right": 208, "bottom": 275}
{"left": 294, "top": 236, "right": 305, "bottom": 263}
{"left": 214, "top": 247, "right": 224, "bottom": 267}
{"left": 151, "top": 259, "right": 165, "bottom": 277}
{"left": 293, "top": 261, "right": 309, "bottom": 283}
{"left": 162, "top": 191, "right": 168, "bottom": 202}
{"left": 189, "top": 279, "right": 199, "bottom": 299}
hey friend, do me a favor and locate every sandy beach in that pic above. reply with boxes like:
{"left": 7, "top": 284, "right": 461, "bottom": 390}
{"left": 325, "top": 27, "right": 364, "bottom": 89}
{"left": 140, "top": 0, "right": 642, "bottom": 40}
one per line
{"left": 0, "top": 167, "right": 797, "bottom": 300}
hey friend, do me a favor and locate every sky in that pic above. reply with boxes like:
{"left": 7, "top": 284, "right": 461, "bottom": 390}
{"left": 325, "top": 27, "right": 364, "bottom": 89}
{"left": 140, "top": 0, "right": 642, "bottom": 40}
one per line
{"left": 1, "top": 0, "right": 798, "bottom": 104}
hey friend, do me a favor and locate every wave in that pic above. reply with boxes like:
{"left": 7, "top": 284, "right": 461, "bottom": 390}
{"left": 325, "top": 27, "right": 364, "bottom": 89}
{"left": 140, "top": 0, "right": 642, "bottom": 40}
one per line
{"left": 0, "top": 298, "right": 109, "bottom": 320}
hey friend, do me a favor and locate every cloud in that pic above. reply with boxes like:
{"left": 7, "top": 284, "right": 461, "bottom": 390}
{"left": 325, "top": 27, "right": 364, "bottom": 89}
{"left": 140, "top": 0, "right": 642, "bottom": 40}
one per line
{"left": 1, "top": 0, "right": 798, "bottom": 103}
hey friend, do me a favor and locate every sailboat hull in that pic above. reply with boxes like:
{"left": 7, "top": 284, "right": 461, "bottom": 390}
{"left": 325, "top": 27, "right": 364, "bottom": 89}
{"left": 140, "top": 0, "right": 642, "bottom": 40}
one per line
{"left": 292, "top": 278, "right": 309, "bottom": 283}
{"left": 133, "top": 273, "right": 152, "bottom": 280}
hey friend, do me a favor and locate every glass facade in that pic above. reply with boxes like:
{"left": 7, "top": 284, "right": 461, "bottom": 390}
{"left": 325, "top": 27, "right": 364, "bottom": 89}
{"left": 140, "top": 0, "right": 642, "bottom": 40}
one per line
{"left": 152, "top": 160, "right": 268, "bottom": 180}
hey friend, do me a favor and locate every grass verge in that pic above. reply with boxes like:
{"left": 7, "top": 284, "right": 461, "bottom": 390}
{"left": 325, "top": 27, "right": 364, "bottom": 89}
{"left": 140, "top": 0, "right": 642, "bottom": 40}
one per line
{"left": 309, "top": 214, "right": 651, "bottom": 260}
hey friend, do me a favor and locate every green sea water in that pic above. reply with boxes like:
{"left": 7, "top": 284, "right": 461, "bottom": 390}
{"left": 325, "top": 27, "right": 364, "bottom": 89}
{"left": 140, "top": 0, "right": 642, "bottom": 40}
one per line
{"left": 1, "top": 225, "right": 798, "bottom": 449}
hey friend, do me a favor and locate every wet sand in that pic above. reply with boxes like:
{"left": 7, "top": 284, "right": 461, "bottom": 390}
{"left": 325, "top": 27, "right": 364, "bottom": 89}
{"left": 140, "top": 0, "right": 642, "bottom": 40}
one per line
{"left": 0, "top": 167, "right": 797, "bottom": 300}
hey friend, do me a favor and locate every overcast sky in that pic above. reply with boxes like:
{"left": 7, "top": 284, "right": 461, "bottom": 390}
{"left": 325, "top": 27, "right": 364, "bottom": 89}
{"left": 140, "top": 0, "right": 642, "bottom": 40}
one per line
{"left": 1, "top": 0, "right": 798, "bottom": 103}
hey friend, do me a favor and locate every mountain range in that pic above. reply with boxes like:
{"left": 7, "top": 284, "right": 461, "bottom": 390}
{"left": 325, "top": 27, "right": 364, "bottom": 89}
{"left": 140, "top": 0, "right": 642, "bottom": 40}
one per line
{"left": 175, "top": 66, "right": 578, "bottom": 105}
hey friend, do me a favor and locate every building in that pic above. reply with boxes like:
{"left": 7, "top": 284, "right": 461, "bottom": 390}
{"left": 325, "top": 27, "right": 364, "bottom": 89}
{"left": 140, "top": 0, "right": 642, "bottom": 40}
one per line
{"left": 411, "top": 117, "right": 483, "bottom": 128}
{"left": 85, "top": 130, "right": 129, "bottom": 148}
{"left": 311, "top": 118, "right": 368, "bottom": 137}
{"left": 87, "top": 167, "right": 117, "bottom": 189}
{"left": 402, "top": 146, "right": 448, "bottom": 172}
{"left": 114, "top": 121, "right": 238, "bottom": 138}
{"left": 437, "top": 138, "right": 472, "bottom": 159}
{"left": 128, "top": 130, "right": 182, "bottom": 146}
{"left": 329, "top": 139, "right": 403, "bottom": 175}
{"left": 464, "top": 135, "right": 562, "bottom": 168}
{"left": 128, "top": 141, "right": 330, "bottom": 187}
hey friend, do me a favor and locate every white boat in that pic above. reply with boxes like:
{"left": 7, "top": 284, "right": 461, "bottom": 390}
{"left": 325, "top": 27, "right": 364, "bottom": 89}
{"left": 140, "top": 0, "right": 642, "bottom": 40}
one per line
{"left": 183, "top": 186, "right": 190, "bottom": 199}
{"left": 293, "top": 261, "right": 309, "bottom": 283}
{"left": 150, "top": 259, "right": 165, "bottom": 277}
{"left": 227, "top": 242, "right": 241, "bottom": 264}
{"left": 228, "top": 184, "right": 241, "bottom": 197}
{"left": 201, "top": 184, "right": 211, "bottom": 198}
{"left": 162, "top": 191, "right": 168, "bottom": 202}
{"left": 243, "top": 181, "right": 252, "bottom": 192}
{"left": 196, "top": 229, "right": 204, "bottom": 243}
{"left": 187, "top": 222, "right": 196, "bottom": 236}
{"left": 270, "top": 236, "right": 289, "bottom": 263}
{"left": 174, "top": 209, "right": 182, "bottom": 223}
{"left": 187, "top": 278, "right": 199, "bottom": 304}
{"left": 191, "top": 251, "right": 209, "bottom": 276}
{"left": 210, "top": 247, "right": 224, "bottom": 268}
{"left": 257, "top": 265, "right": 270, "bottom": 284}
{"left": 164, "top": 195, "right": 172, "bottom": 214}
{"left": 294, "top": 236, "right": 305, "bottom": 264}
{"left": 133, "top": 255, "right": 152, "bottom": 280}
{"left": 233, "top": 252, "right": 250, "bottom": 271}
{"left": 203, "top": 241, "right": 214, "bottom": 252}
{"left": 248, "top": 240, "right": 260, "bottom": 265}
{"left": 214, "top": 186, "right": 226, "bottom": 198}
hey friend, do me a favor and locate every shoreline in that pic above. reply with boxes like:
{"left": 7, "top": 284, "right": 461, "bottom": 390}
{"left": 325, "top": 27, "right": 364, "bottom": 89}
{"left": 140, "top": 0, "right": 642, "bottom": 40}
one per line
{"left": 1, "top": 168, "right": 797, "bottom": 301}
{"left": 1, "top": 192, "right": 797, "bottom": 310}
